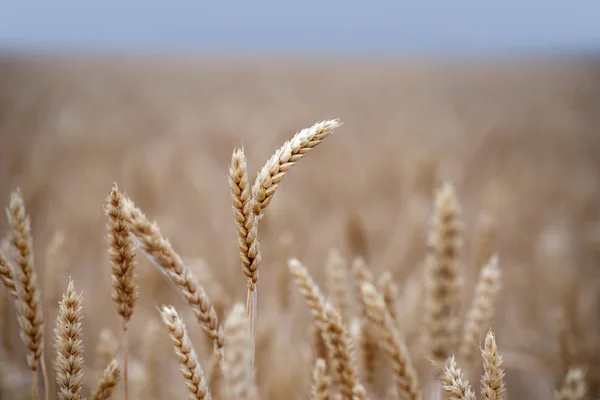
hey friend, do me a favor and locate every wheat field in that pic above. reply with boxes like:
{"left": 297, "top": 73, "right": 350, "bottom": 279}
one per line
{"left": 0, "top": 54, "right": 599, "bottom": 400}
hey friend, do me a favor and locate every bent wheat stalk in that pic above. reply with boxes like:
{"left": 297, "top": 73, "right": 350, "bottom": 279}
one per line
{"left": 121, "top": 193, "right": 225, "bottom": 365}
{"left": 230, "top": 119, "right": 340, "bottom": 370}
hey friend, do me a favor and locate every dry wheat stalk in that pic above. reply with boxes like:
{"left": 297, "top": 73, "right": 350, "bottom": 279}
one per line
{"left": 325, "top": 248, "right": 351, "bottom": 324}
{"left": 424, "top": 182, "right": 464, "bottom": 375}
{"left": 122, "top": 195, "right": 225, "bottom": 363}
{"left": 54, "top": 279, "right": 83, "bottom": 400}
{"left": 360, "top": 281, "right": 421, "bottom": 400}
{"left": 459, "top": 255, "right": 502, "bottom": 368}
{"left": 310, "top": 358, "right": 331, "bottom": 400}
{"left": 105, "top": 183, "right": 138, "bottom": 400}
{"left": 441, "top": 356, "right": 476, "bottom": 400}
{"left": 350, "top": 257, "right": 381, "bottom": 392}
{"left": 6, "top": 189, "right": 47, "bottom": 399}
{"left": 223, "top": 303, "right": 257, "bottom": 400}
{"left": 322, "top": 301, "right": 361, "bottom": 400}
{"left": 480, "top": 329, "right": 505, "bottom": 400}
{"left": 554, "top": 367, "right": 587, "bottom": 400}
{"left": 90, "top": 359, "right": 120, "bottom": 400}
{"left": 160, "top": 305, "right": 211, "bottom": 400}
{"left": 228, "top": 148, "right": 260, "bottom": 289}
{"left": 289, "top": 258, "right": 329, "bottom": 361}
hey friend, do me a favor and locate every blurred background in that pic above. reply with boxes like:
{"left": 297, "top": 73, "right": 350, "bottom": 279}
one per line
{"left": 1, "top": 2, "right": 600, "bottom": 399}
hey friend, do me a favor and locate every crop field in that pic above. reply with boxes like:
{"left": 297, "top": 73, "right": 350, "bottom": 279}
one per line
{"left": 0, "top": 55, "right": 599, "bottom": 399}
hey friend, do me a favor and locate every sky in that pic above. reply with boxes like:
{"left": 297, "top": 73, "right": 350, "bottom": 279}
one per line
{"left": 1, "top": 1, "right": 599, "bottom": 55}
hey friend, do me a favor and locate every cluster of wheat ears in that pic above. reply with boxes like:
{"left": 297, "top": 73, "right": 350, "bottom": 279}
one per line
{"left": 0, "top": 119, "right": 591, "bottom": 400}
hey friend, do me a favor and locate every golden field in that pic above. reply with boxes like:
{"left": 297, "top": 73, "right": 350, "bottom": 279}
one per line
{"left": 0, "top": 54, "right": 599, "bottom": 399}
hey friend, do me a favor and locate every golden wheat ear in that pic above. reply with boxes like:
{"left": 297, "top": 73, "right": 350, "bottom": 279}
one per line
{"left": 424, "top": 181, "right": 464, "bottom": 376}
{"left": 90, "top": 359, "right": 120, "bottom": 400}
{"left": 480, "top": 329, "right": 506, "bottom": 400}
{"left": 6, "top": 188, "right": 48, "bottom": 400}
{"left": 441, "top": 356, "right": 476, "bottom": 400}
{"left": 104, "top": 182, "right": 138, "bottom": 400}
{"left": 159, "top": 305, "right": 211, "bottom": 400}
{"left": 54, "top": 278, "right": 84, "bottom": 400}
{"left": 360, "top": 281, "right": 421, "bottom": 400}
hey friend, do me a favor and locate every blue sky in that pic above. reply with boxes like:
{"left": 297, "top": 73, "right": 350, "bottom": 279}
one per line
{"left": 1, "top": 1, "right": 599, "bottom": 54}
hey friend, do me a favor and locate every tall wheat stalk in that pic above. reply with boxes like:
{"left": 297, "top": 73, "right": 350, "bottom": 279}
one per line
{"left": 105, "top": 183, "right": 138, "bottom": 400}
{"left": 6, "top": 189, "right": 48, "bottom": 400}
{"left": 228, "top": 119, "right": 340, "bottom": 369}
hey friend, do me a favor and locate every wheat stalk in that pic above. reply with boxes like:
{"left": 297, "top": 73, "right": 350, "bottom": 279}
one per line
{"left": 160, "top": 305, "right": 211, "bottom": 400}
{"left": 350, "top": 257, "right": 381, "bottom": 392}
{"left": 360, "top": 281, "right": 421, "bottom": 400}
{"left": 122, "top": 195, "right": 225, "bottom": 364}
{"left": 459, "top": 255, "right": 502, "bottom": 369}
{"left": 105, "top": 183, "right": 138, "bottom": 400}
{"left": 90, "top": 359, "right": 120, "bottom": 400}
{"left": 424, "top": 182, "right": 464, "bottom": 375}
{"left": 6, "top": 189, "right": 47, "bottom": 400}
{"left": 54, "top": 279, "right": 83, "bottom": 400}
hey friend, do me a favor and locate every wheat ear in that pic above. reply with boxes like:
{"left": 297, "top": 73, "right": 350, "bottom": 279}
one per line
{"left": 480, "top": 329, "right": 506, "bottom": 400}
{"left": 7, "top": 189, "right": 47, "bottom": 400}
{"left": 91, "top": 359, "right": 120, "bottom": 400}
{"left": 459, "top": 255, "right": 501, "bottom": 369}
{"left": 160, "top": 305, "right": 211, "bottom": 400}
{"left": 351, "top": 257, "right": 380, "bottom": 392}
{"left": 289, "top": 258, "right": 361, "bottom": 399}
{"left": 310, "top": 358, "right": 331, "bottom": 400}
{"left": 360, "top": 281, "right": 421, "bottom": 400}
{"left": 441, "top": 356, "right": 476, "bottom": 400}
{"left": 554, "top": 367, "right": 587, "bottom": 400}
{"left": 288, "top": 258, "right": 328, "bottom": 361}
{"left": 54, "top": 279, "right": 83, "bottom": 400}
{"left": 424, "top": 182, "right": 464, "bottom": 375}
{"left": 122, "top": 195, "right": 224, "bottom": 363}
{"left": 223, "top": 303, "right": 257, "bottom": 400}
{"left": 105, "top": 183, "right": 138, "bottom": 400}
